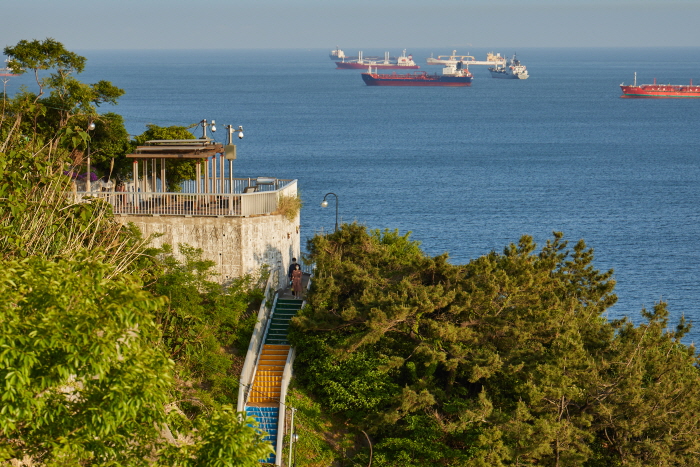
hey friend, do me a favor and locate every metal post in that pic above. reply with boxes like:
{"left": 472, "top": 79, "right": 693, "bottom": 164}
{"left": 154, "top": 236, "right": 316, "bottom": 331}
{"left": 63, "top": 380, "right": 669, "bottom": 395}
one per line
{"left": 196, "top": 161, "right": 201, "bottom": 194}
{"left": 161, "top": 158, "right": 166, "bottom": 192}
{"left": 86, "top": 121, "right": 95, "bottom": 193}
{"left": 86, "top": 138, "right": 91, "bottom": 193}
{"left": 321, "top": 192, "right": 339, "bottom": 232}
{"left": 132, "top": 160, "right": 138, "bottom": 206}
{"left": 288, "top": 408, "right": 296, "bottom": 467}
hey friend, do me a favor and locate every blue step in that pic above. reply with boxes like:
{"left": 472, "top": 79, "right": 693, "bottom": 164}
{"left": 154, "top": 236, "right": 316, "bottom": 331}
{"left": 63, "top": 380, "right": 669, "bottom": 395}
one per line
{"left": 246, "top": 406, "right": 279, "bottom": 463}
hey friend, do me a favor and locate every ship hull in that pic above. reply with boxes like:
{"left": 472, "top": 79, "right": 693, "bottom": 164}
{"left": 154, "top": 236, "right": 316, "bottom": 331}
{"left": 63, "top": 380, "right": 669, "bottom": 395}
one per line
{"left": 620, "top": 84, "right": 700, "bottom": 98}
{"left": 337, "top": 62, "right": 420, "bottom": 69}
{"left": 488, "top": 69, "right": 528, "bottom": 79}
{"left": 361, "top": 72, "right": 472, "bottom": 87}
{"left": 489, "top": 70, "right": 518, "bottom": 79}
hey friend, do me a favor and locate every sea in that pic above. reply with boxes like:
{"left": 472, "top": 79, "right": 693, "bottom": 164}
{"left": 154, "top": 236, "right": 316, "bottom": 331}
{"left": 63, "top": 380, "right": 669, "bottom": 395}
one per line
{"left": 5, "top": 47, "right": 700, "bottom": 343}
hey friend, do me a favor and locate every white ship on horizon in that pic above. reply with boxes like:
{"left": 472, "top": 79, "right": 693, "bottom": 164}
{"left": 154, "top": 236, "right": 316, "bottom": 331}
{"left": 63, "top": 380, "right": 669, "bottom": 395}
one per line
{"left": 488, "top": 53, "right": 529, "bottom": 79}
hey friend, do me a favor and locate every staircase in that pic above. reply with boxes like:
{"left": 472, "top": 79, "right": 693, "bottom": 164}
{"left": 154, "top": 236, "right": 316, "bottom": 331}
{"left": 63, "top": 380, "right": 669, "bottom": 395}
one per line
{"left": 248, "top": 345, "right": 288, "bottom": 405}
{"left": 246, "top": 406, "right": 280, "bottom": 464}
{"left": 245, "top": 297, "right": 304, "bottom": 464}
{"left": 265, "top": 299, "right": 301, "bottom": 345}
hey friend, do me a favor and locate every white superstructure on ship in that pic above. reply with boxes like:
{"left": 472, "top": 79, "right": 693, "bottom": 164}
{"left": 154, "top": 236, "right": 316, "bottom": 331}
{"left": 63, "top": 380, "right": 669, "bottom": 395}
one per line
{"left": 488, "top": 53, "right": 529, "bottom": 79}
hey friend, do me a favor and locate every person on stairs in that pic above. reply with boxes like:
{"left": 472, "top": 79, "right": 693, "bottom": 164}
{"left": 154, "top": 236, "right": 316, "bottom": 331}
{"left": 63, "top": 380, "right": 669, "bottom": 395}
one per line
{"left": 292, "top": 264, "right": 303, "bottom": 298}
{"left": 288, "top": 257, "right": 298, "bottom": 287}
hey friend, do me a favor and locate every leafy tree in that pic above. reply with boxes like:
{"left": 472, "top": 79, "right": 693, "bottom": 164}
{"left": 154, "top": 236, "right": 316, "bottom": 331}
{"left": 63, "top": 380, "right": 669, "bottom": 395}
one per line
{"left": 3, "top": 38, "right": 124, "bottom": 151}
{"left": 291, "top": 224, "right": 700, "bottom": 466}
{"left": 147, "top": 243, "right": 265, "bottom": 405}
{"left": 158, "top": 406, "right": 273, "bottom": 467}
{"left": 73, "top": 111, "right": 131, "bottom": 180}
{"left": 1, "top": 38, "right": 273, "bottom": 466}
{"left": 0, "top": 255, "right": 173, "bottom": 465}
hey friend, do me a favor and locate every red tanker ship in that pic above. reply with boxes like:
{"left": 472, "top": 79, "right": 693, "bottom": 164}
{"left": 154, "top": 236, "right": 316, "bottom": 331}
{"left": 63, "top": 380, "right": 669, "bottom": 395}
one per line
{"left": 620, "top": 73, "right": 700, "bottom": 98}
{"left": 361, "top": 61, "right": 472, "bottom": 87}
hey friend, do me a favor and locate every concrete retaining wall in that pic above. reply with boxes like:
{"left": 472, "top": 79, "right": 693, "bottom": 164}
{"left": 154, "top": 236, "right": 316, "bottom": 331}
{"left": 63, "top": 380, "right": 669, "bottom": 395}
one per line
{"left": 116, "top": 213, "right": 300, "bottom": 286}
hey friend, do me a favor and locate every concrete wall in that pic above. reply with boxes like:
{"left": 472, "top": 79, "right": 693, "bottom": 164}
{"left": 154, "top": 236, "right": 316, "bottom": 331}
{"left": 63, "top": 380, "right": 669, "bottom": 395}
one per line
{"left": 116, "top": 213, "right": 300, "bottom": 287}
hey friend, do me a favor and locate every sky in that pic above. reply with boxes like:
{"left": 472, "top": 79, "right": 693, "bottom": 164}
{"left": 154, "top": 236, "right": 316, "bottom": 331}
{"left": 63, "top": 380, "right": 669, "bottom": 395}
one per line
{"left": 2, "top": 0, "right": 700, "bottom": 50}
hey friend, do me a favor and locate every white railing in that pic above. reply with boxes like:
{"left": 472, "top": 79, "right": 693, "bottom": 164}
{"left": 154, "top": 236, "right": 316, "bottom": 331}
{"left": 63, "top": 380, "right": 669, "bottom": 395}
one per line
{"left": 237, "top": 267, "right": 279, "bottom": 412}
{"left": 74, "top": 179, "right": 296, "bottom": 218}
{"left": 276, "top": 347, "right": 297, "bottom": 466}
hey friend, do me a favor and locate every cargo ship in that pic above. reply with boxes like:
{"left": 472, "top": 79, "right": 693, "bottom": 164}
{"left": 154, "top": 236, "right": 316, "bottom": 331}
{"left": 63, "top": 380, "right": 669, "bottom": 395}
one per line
{"left": 361, "top": 61, "right": 473, "bottom": 87}
{"left": 330, "top": 46, "right": 346, "bottom": 60}
{"left": 426, "top": 51, "right": 505, "bottom": 67}
{"left": 0, "top": 68, "right": 19, "bottom": 77}
{"left": 620, "top": 73, "right": 700, "bottom": 98}
{"left": 488, "top": 54, "right": 528, "bottom": 79}
{"left": 337, "top": 50, "right": 419, "bottom": 69}
{"left": 329, "top": 47, "right": 383, "bottom": 62}
{"left": 426, "top": 50, "right": 471, "bottom": 65}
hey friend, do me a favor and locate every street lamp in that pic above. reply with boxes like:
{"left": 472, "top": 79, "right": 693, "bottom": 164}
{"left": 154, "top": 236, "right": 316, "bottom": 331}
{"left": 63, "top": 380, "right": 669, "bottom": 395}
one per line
{"left": 224, "top": 124, "right": 244, "bottom": 181}
{"left": 320, "top": 192, "right": 339, "bottom": 232}
{"left": 86, "top": 121, "right": 96, "bottom": 193}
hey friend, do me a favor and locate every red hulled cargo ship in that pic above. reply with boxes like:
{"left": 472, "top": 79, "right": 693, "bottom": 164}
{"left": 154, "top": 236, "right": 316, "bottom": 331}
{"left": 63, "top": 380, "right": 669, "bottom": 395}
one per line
{"left": 361, "top": 61, "right": 473, "bottom": 87}
{"left": 620, "top": 73, "right": 700, "bottom": 98}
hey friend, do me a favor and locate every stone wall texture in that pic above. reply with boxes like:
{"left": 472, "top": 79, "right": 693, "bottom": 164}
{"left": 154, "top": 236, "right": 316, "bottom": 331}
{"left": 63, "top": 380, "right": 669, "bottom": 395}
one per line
{"left": 116, "top": 213, "right": 300, "bottom": 286}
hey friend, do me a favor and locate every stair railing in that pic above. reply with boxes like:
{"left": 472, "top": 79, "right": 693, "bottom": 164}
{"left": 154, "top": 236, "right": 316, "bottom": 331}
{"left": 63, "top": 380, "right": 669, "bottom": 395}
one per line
{"left": 237, "top": 267, "right": 279, "bottom": 412}
{"left": 244, "top": 293, "right": 278, "bottom": 406}
{"left": 274, "top": 347, "right": 297, "bottom": 465}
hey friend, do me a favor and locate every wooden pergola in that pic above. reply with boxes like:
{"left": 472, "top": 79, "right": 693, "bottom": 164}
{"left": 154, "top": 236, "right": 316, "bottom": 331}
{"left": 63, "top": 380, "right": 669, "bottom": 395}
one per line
{"left": 125, "top": 138, "right": 229, "bottom": 193}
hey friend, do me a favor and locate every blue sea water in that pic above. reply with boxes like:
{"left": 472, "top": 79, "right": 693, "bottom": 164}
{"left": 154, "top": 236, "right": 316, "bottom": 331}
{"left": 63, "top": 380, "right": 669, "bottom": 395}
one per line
{"left": 7, "top": 47, "right": 700, "bottom": 342}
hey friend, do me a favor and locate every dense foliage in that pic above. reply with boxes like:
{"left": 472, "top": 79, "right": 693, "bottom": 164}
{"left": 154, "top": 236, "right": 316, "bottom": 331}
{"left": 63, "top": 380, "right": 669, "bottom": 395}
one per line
{"left": 3, "top": 38, "right": 124, "bottom": 156}
{"left": 291, "top": 224, "right": 700, "bottom": 466}
{"left": 0, "top": 256, "right": 172, "bottom": 465}
{"left": 147, "top": 244, "right": 265, "bottom": 407}
{"left": 1, "top": 38, "right": 272, "bottom": 466}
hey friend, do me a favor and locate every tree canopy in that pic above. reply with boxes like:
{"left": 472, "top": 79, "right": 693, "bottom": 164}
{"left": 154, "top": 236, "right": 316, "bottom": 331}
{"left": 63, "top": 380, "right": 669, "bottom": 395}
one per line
{"left": 1, "top": 38, "right": 274, "bottom": 466}
{"left": 291, "top": 224, "right": 700, "bottom": 467}
{"left": 0, "top": 256, "right": 172, "bottom": 464}
{"left": 3, "top": 38, "right": 124, "bottom": 150}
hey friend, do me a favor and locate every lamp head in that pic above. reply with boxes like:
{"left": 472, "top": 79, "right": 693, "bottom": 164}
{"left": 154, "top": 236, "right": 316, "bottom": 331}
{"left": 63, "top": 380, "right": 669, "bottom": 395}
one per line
{"left": 211, "top": 120, "right": 216, "bottom": 132}
{"left": 88, "top": 122, "right": 96, "bottom": 131}
{"left": 238, "top": 126, "right": 244, "bottom": 139}
{"left": 321, "top": 200, "right": 328, "bottom": 208}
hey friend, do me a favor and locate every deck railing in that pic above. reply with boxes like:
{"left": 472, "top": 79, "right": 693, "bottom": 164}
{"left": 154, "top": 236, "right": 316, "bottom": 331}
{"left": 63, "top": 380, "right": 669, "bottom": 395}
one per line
{"left": 74, "top": 179, "right": 296, "bottom": 218}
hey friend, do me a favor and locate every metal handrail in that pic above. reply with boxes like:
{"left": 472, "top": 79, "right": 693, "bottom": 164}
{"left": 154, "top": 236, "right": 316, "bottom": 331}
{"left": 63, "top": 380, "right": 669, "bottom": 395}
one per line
{"left": 276, "top": 347, "right": 297, "bottom": 466}
{"left": 237, "top": 268, "right": 279, "bottom": 412}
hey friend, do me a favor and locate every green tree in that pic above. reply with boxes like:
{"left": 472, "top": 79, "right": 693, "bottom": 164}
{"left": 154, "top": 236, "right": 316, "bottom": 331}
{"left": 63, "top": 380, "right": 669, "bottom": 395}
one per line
{"left": 158, "top": 406, "right": 273, "bottom": 467}
{"left": 0, "top": 38, "right": 273, "bottom": 466}
{"left": 147, "top": 243, "right": 265, "bottom": 406}
{"left": 292, "top": 224, "right": 700, "bottom": 466}
{"left": 73, "top": 112, "right": 130, "bottom": 180}
{"left": 0, "top": 256, "right": 173, "bottom": 465}
{"left": 3, "top": 38, "right": 124, "bottom": 151}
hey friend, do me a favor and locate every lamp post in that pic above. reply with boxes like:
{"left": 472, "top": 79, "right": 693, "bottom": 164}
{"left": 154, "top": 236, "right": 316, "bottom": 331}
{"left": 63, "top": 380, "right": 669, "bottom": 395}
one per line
{"left": 86, "top": 121, "right": 96, "bottom": 193}
{"left": 224, "top": 124, "right": 244, "bottom": 181}
{"left": 320, "top": 192, "right": 339, "bottom": 232}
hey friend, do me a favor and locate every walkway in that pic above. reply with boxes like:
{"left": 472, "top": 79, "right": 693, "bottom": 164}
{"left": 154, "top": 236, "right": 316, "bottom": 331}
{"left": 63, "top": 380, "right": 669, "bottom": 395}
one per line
{"left": 244, "top": 273, "right": 309, "bottom": 464}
